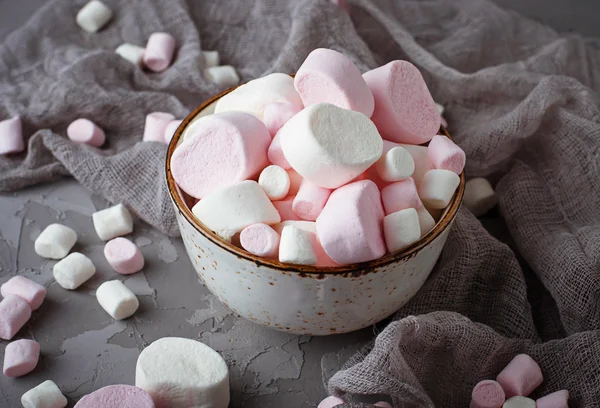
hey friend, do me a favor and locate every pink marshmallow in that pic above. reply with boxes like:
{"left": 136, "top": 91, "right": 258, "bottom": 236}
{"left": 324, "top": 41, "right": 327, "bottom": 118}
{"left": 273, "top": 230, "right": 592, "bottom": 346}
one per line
{"left": 363, "top": 60, "right": 438, "bottom": 144}
{"left": 381, "top": 178, "right": 423, "bottom": 215}
{"left": 318, "top": 396, "right": 344, "bottom": 408}
{"left": 143, "top": 32, "right": 176, "bottom": 72}
{"left": 268, "top": 131, "right": 291, "bottom": 169}
{"left": 374, "top": 403, "right": 393, "bottom": 408}
{"left": 3, "top": 339, "right": 40, "bottom": 377}
{"left": 273, "top": 196, "right": 302, "bottom": 221}
{"left": 66, "top": 118, "right": 106, "bottom": 147}
{"left": 1, "top": 276, "right": 46, "bottom": 311}
{"left": 536, "top": 390, "right": 569, "bottom": 408}
{"left": 0, "top": 116, "right": 24, "bottom": 155}
{"left": 496, "top": 354, "right": 543, "bottom": 398}
{"left": 171, "top": 112, "right": 271, "bottom": 199}
{"left": 316, "top": 180, "right": 386, "bottom": 264}
{"left": 470, "top": 380, "right": 506, "bottom": 408}
{"left": 293, "top": 180, "right": 332, "bottom": 221}
{"left": 428, "top": 135, "right": 466, "bottom": 174}
{"left": 143, "top": 112, "right": 176, "bottom": 143}
{"left": 0, "top": 295, "right": 31, "bottom": 340}
{"left": 74, "top": 384, "right": 155, "bottom": 408}
{"left": 287, "top": 168, "right": 303, "bottom": 195}
{"left": 263, "top": 102, "right": 302, "bottom": 137}
{"left": 240, "top": 223, "right": 280, "bottom": 259}
{"left": 163, "top": 119, "right": 183, "bottom": 144}
{"left": 294, "top": 48, "right": 374, "bottom": 117}
{"left": 104, "top": 237, "right": 145, "bottom": 275}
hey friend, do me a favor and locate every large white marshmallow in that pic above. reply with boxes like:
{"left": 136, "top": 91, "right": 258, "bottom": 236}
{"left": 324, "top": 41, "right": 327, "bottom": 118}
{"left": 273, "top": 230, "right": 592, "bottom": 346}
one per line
{"left": 279, "top": 103, "right": 383, "bottom": 189}
{"left": 21, "top": 380, "right": 67, "bottom": 408}
{"left": 464, "top": 177, "right": 497, "bottom": 217}
{"left": 192, "top": 181, "right": 281, "bottom": 241}
{"left": 76, "top": 0, "right": 113, "bottom": 33}
{"left": 204, "top": 66, "right": 240, "bottom": 87}
{"left": 279, "top": 225, "right": 317, "bottom": 265}
{"left": 53, "top": 252, "right": 96, "bottom": 290}
{"left": 383, "top": 208, "right": 421, "bottom": 252}
{"left": 418, "top": 169, "right": 460, "bottom": 209}
{"left": 258, "top": 165, "right": 290, "bottom": 200}
{"left": 96, "top": 280, "right": 139, "bottom": 320}
{"left": 136, "top": 337, "right": 230, "bottom": 408}
{"left": 92, "top": 203, "right": 134, "bottom": 241}
{"left": 374, "top": 146, "right": 415, "bottom": 182}
{"left": 34, "top": 224, "right": 77, "bottom": 259}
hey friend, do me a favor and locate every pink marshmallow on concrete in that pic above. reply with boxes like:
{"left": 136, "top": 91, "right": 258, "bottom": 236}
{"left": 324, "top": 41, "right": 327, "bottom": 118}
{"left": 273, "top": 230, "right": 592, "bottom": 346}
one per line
{"left": 536, "top": 390, "right": 569, "bottom": 408}
{"left": 3, "top": 339, "right": 40, "bottom": 377}
{"left": 293, "top": 180, "right": 332, "bottom": 221}
{"left": 272, "top": 196, "right": 302, "bottom": 221}
{"left": 496, "top": 354, "right": 543, "bottom": 398}
{"left": 66, "top": 118, "right": 106, "bottom": 147}
{"left": 0, "top": 116, "right": 24, "bottom": 155}
{"left": 1, "top": 276, "right": 46, "bottom": 311}
{"left": 104, "top": 237, "right": 145, "bottom": 275}
{"left": 381, "top": 177, "right": 423, "bottom": 215}
{"left": 428, "top": 135, "right": 466, "bottom": 174}
{"left": 74, "top": 384, "right": 155, "bottom": 408}
{"left": 0, "top": 295, "right": 32, "bottom": 340}
{"left": 263, "top": 101, "right": 301, "bottom": 137}
{"left": 470, "top": 380, "right": 506, "bottom": 408}
{"left": 143, "top": 32, "right": 176, "bottom": 72}
{"left": 240, "top": 223, "right": 281, "bottom": 259}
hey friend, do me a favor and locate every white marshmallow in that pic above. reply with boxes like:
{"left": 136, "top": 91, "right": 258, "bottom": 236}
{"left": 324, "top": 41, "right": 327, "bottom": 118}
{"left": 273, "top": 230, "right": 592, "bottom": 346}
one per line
{"left": 258, "top": 165, "right": 290, "bottom": 200}
{"left": 192, "top": 181, "right": 280, "bottom": 241}
{"left": 279, "top": 225, "right": 317, "bottom": 265}
{"left": 76, "top": 0, "right": 113, "bottom": 33}
{"left": 96, "top": 280, "right": 139, "bottom": 320}
{"left": 214, "top": 73, "right": 302, "bottom": 119}
{"left": 464, "top": 177, "right": 497, "bottom": 217}
{"left": 21, "top": 380, "right": 67, "bottom": 408}
{"left": 416, "top": 207, "right": 436, "bottom": 237}
{"left": 92, "top": 203, "right": 134, "bottom": 241}
{"left": 272, "top": 221, "right": 337, "bottom": 267}
{"left": 53, "top": 252, "right": 96, "bottom": 290}
{"left": 143, "top": 112, "right": 176, "bottom": 143}
{"left": 383, "top": 208, "right": 421, "bottom": 252}
{"left": 384, "top": 141, "right": 430, "bottom": 186}
{"left": 204, "top": 66, "right": 240, "bottom": 87}
{"left": 136, "top": 337, "right": 230, "bottom": 408}
{"left": 502, "top": 396, "right": 536, "bottom": 408}
{"left": 202, "top": 51, "right": 220, "bottom": 68}
{"left": 418, "top": 169, "right": 460, "bottom": 209}
{"left": 435, "top": 102, "right": 444, "bottom": 115}
{"left": 115, "top": 43, "right": 145, "bottom": 66}
{"left": 34, "top": 224, "right": 77, "bottom": 259}
{"left": 279, "top": 103, "right": 383, "bottom": 189}
{"left": 374, "top": 146, "right": 415, "bottom": 182}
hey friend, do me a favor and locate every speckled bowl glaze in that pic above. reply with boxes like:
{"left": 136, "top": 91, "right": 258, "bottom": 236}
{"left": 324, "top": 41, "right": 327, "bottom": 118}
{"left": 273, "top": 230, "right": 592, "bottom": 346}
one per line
{"left": 165, "top": 83, "right": 465, "bottom": 336}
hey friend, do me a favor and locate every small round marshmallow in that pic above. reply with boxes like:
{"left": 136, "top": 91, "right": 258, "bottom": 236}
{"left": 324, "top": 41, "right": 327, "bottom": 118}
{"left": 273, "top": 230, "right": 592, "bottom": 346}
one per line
{"left": 383, "top": 208, "right": 421, "bottom": 252}
{"left": 204, "top": 66, "right": 240, "bottom": 87}
{"left": 292, "top": 180, "right": 331, "bottom": 221}
{"left": 74, "top": 385, "right": 155, "bottom": 408}
{"left": 21, "top": 380, "right": 67, "bottom": 408}
{"left": 464, "top": 178, "right": 498, "bottom": 217}
{"left": 93, "top": 203, "right": 134, "bottom": 241}
{"left": 502, "top": 397, "right": 536, "bottom": 408}
{"left": 96, "top": 280, "right": 139, "bottom": 320}
{"left": 470, "top": 380, "right": 505, "bottom": 408}
{"left": 496, "top": 354, "right": 543, "bottom": 398}
{"left": 104, "top": 237, "right": 145, "bottom": 275}
{"left": 3, "top": 339, "right": 40, "bottom": 377}
{"left": 163, "top": 119, "right": 183, "bottom": 144}
{"left": 294, "top": 48, "right": 374, "bottom": 117}
{"left": 279, "top": 225, "right": 317, "bottom": 265}
{"left": 0, "top": 295, "right": 31, "bottom": 340}
{"left": 76, "top": 0, "right": 113, "bottom": 33}
{"left": 240, "top": 223, "right": 280, "bottom": 259}
{"left": 262, "top": 102, "right": 301, "bottom": 137}
{"left": 272, "top": 196, "right": 301, "bottom": 221}
{"left": 0, "top": 116, "right": 24, "bottom": 155}
{"left": 143, "top": 32, "right": 176, "bottom": 72}
{"left": 34, "top": 223, "right": 77, "bottom": 259}
{"left": 1, "top": 276, "right": 46, "bottom": 310}
{"left": 115, "top": 43, "right": 146, "bottom": 67}
{"left": 53, "top": 252, "right": 96, "bottom": 290}
{"left": 536, "top": 390, "right": 569, "bottom": 408}
{"left": 143, "top": 112, "right": 176, "bottom": 143}
{"left": 258, "top": 165, "right": 290, "bottom": 200}
{"left": 381, "top": 178, "right": 423, "bottom": 215}
{"left": 268, "top": 131, "right": 291, "bottom": 169}
{"left": 384, "top": 141, "right": 431, "bottom": 186}
{"left": 418, "top": 169, "right": 460, "bottom": 209}
{"left": 202, "top": 50, "right": 220, "bottom": 68}
{"left": 67, "top": 118, "right": 105, "bottom": 147}
{"left": 318, "top": 396, "right": 344, "bottom": 408}
{"left": 374, "top": 146, "right": 415, "bottom": 182}
{"left": 428, "top": 135, "right": 466, "bottom": 174}
{"left": 416, "top": 206, "right": 436, "bottom": 237}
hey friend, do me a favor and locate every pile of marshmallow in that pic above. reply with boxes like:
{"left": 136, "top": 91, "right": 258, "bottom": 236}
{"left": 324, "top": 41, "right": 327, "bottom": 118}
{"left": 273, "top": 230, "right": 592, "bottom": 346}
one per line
{"left": 171, "top": 48, "right": 465, "bottom": 266}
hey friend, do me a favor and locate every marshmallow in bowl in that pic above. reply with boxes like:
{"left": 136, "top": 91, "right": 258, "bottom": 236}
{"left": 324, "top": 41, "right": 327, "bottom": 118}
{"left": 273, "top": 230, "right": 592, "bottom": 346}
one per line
{"left": 258, "top": 165, "right": 290, "bottom": 200}
{"left": 268, "top": 132, "right": 291, "bottom": 169}
{"left": 279, "top": 225, "right": 317, "bottom": 265}
{"left": 240, "top": 223, "right": 280, "bottom": 258}
{"left": 416, "top": 207, "right": 436, "bottom": 237}
{"left": 383, "top": 208, "right": 421, "bottom": 252}
{"left": 381, "top": 178, "right": 423, "bottom": 215}
{"left": 272, "top": 196, "right": 301, "bottom": 221}
{"left": 262, "top": 101, "right": 302, "bottom": 137}
{"left": 418, "top": 169, "right": 460, "bottom": 209}
{"left": 292, "top": 180, "right": 331, "bottom": 221}
{"left": 428, "top": 135, "right": 466, "bottom": 174}
{"left": 374, "top": 145, "right": 415, "bottom": 182}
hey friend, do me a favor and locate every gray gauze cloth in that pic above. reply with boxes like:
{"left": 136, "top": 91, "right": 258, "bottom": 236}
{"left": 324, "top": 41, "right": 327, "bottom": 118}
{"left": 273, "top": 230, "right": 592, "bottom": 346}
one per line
{"left": 2, "top": 0, "right": 600, "bottom": 406}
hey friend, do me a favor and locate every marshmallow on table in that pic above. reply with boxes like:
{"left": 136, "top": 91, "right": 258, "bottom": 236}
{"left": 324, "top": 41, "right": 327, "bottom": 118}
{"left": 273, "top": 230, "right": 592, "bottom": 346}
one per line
{"left": 0, "top": 116, "right": 24, "bottom": 155}
{"left": 363, "top": 60, "right": 439, "bottom": 144}
{"left": 258, "top": 165, "right": 290, "bottom": 200}
{"left": 279, "top": 103, "right": 383, "bottom": 189}
{"left": 93, "top": 203, "right": 134, "bottom": 241}
{"left": 136, "top": 337, "right": 230, "bottom": 408}
{"left": 240, "top": 223, "right": 280, "bottom": 259}
{"left": 294, "top": 48, "right": 374, "bottom": 117}
{"left": 374, "top": 145, "right": 415, "bottom": 182}
{"left": 96, "top": 280, "right": 139, "bottom": 320}
{"left": 143, "top": 112, "right": 176, "bottom": 143}
{"left": 464, "top": 178, "right": 498, "bottom": 217}
{"left": 428, "top": 135, "right": 466, "bottom": 174}
{"left": 104, "top": 237, "right": 145, "bottom": 275}
{"left": 76, "top": 0, "right": 112, "bottom": 33}
{"left": 417, "top": 206, "right": 436, "bottom": 237}
{"left": 470, "top": 380, "right": 506, "bottom": 408}
{"left": 204, "top": 66, "right": 240, "bottom": 87}
{"left": 383, "top": 208, "right": 421, "bottom": 252}
{"left": 115, "top": 43, "right": 146, "bottom": 66}
{"left": 418, "top": 169, "right": 460, "bottom": 209}
{"left": 292, "top": 179, "right": 331, "bottom": 221}
{"left": 144, "top": 33, "right": 176, "bottom": 72}
{"left": 272, "top": 196, "right": 301, "bottom": 221}
{"left": 67, "top": 118, "right": 105, "bottom": 147}
{"left": 316, "top": 180, "right": 386, "bottom": 264}
{"left": 0, "top": 295, "right": 31, "bottom": 340}
{"left": 496, "top": 354, "right": 543, "bottom": 398}
{"left": 74, "top": 385, "right": 155, "bottom": 408}
{"left": 262, "top": 101, "right": 302, "bottom": 137}
{"left": 21, "top": 380, "right": 67, "bottom": 408}
{"left": 202, "top": 50, "right": 220, "bottom": 68}
{"left": 1, "top": 276, "right": 46, "bottom": 310}
{"left": 3, "top": 339, "right": 40, "bottom": 377}
{"left": 53, "top": 252, "right": 96, "bottom": 290}
{"left": 279, "top": 225, "right": 317, "bottom": 265}
{"left": 318, "top": 396, "right": 344, "bottom": 408}
{"left": 536, "top": 390, "right": 569, "bottom": 408}
{"left": 268, "top": 131, "right": 291, "bottom": 169}
{"left": 502, "top": 397, "right": 536, "bottom": 408}
{"left": 163, "top": 119, "right": 183, "bottom": 144}
{"left": 381, "top": 178, "right": 423, "bottom": 215}
{"left": 34, "top": 223, "right": 77, "bottom": 259}
{"left": 192, "top": 180, "right": 280, "bottom": 241}
{"left": 171, "top": 112, "right": 271, "bottom": 199}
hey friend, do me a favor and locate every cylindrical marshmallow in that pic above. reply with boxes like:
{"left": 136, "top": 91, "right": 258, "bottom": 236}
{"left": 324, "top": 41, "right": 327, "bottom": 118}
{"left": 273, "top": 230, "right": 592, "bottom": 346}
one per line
{"left": 267, "top": 131, "right": 291, "bottom": 169}
{"left": 258, "top": 165, "right": 290, "bottom": 200}
{"left": 67, "top": 118, "right": 105, "bottom": 147}
{"left": 104, "top": 237, "right": 145, "bottom": 275}
{"left": 3, "top": 339, "right": 40, "bottom": 377}
{"left": 318, "top": 396, "right": 344, "bottom": 408}
{"left": 163, "top": 119, "right": 183, "bottom": 144}
{"left": 74, "top": 385, "right": 155, "bottom": 408}
{"left": 21, "top": 380, "right": 68, "bottom": 408}
{"left": 240, "top": 223, "right": 280, "bottom": 258}
{"left": 143, "top": 112, "right": 176, "bottom": 143}
{"left": 202, "top": 50, "right": 220, "bottom": 68}
{"left": 496, "top": 354, "right": 543, "bottom": 398}
{"left": 428, "top": 135, "right": 466, "bottom": 174}
{"left": 418, "top": 169, "right": 460, "bottom": 209}
{"left": 279, "top": 225, "right": 317, "bottom": 265}
{"left": 536, "top": 390, "right": 569, "bottom": 408}
{"left": 96, "top": 280, "right": 139, "bottom": 320}
{"left": 93, "top": 203, "right": 134, "bottom": 241}
{"left": 464, "top": 178, "right": 498, "bottom": 217}
{"left": 272, "top": 221, "right": 337, "bottom": 267}
{"left": 502, "top": 397, "right": 536, "bottom": 408}
{"left": 262, "top": 102, "right": 302, "bottom": 137}
{"left": 143, "top": 32, "right": 176, "bottom": 72}
{"left": 470, "top": 380, "right": 506, "bottom": 408}
{"left": 115, "top": 43, "right": 146, "bottom": 67}
{"left": 76, "top": 0, "right": 113, "bottom": 33}
{"left": 381, "top": 178, "right": 423, "bottom": 215}
{"left": 417, "top": 206, "right": 436, "bottom": 237}
{"left": 374, "top": 146, "right": 415, "bottom": 182}
{"left": 382, "top": 140, "right": 431, "bottom": 186}
{"left": 34, "top": 223, "right": 77, "bottom": 259}
{"left": 383, "top": 208, "right": 421, "bottom": 252}
{"left": 272, "top": 196, "right": 301, "bottom": 221}
{"left": 1, "top": 276, "right": 46, "bottom": 311}
{"left": 0, "top": 116, "right": 24, "bottom": 155}
{"left": 0, "top": 295, "right": 31, "bottom": 340}
{"left": 292, "top": 179, "right": 331, "bottom": 221}
{"left": 53, "top": 252, "right": 96, "bottom": 290}
{"left": 204, "top": 66, "right": 240, "bottom": 87}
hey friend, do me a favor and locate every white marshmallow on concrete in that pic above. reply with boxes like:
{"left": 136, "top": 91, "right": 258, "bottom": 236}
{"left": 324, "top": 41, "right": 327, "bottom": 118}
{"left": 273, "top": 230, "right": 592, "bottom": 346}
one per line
{"left": 374, "top": 146, "right": 415, "bottom": 182}
{"left": 279, "top": 225, "right": 317, "bottom": 265}
{"left": 21, "top": 380, "right": 67, "bottom": 408}
{"left": 136, "top": 337, "right": 230, "bottom": 408}
{"left": 76, "top": 0, "right": 113, "bottom": 33}
{"left": 96, "top": 280, "right": 139, "bottom": 320}
{"left": 143, "top": 33, "right": 176, "bottom": 72}
{"left": 418, "top": 169, "right": 460, "bottom": 209}
{"left": 143, "top": 112, "right": 176, "bottom": 143}
{"left": 202, "top": 51, "right": 220, "bottom": 68}
{"left": 92, "top": 203, "right": 134, "bottom": 241}
{"left": 464, "top": 178, "right": 498, "bottom": 217}
{"left": 0, "top": 116, "right": 24, "bottom": 155}
{"left": 502, "top": 397, "right": 536, "bottom": 408}
{"left": 34, "top": 224, "right": 77, "bottom": 259}
{"left": 279, "top": 103, "right": 383, "bottom": 189}
{"left": 383, "top": 208, "right": 421, "bottom": 252}
{"left": 115, "top": 43, "right": 145, "bottom": 66}
{"left": 53, "top": 252, "right": 96, "bottom": 290}
{"left": 192, "top": 180, "right": 281, "bottom": 241}
{"left": 258, "top": 165, "right": 290, "bottom": 200}
{"left": 204, "top": 66, "right": 240, "bottom": 87}
{"left": 416, "top": 207, "right": 436, "bottom": 237}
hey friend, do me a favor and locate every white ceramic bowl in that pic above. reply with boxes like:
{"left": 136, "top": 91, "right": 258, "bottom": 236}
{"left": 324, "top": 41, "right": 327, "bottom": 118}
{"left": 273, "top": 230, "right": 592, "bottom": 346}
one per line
{"left": 166, "top": 86, "right": 465, "bottom": 336}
